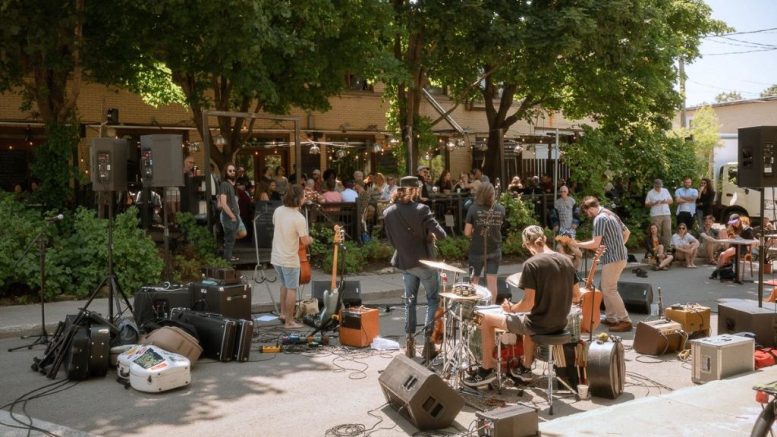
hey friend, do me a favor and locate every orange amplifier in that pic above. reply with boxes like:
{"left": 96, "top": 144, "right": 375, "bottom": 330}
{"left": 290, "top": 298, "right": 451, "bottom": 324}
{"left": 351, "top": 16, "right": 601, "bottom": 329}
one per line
{"left": 664, "top": 304, "right": 711, "bottom": 337}
{"left": 339, "top": 307, "right": 380, "bottom": 347}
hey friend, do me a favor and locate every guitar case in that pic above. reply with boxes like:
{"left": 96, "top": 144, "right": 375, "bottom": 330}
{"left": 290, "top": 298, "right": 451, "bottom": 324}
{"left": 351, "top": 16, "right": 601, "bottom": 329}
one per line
{"left": 232, "top": 319, "right": 254, "bottom": 362}
{"left": 587, "top": 335, "right": 625, "bottom": 399}
{"left": 172, "top": 309, "right": 236, "bottom": 361}
{"left": 141, "top": 326, "right": 203, "bottom": 363}
{"left": 88, "top": 324, "right": 111, "bottom": 377}
{"left": 65, "top": 325, "right": 90, "bottom": 381}
{"left": 117, "top": 344, "right": 191, "bottom": 393}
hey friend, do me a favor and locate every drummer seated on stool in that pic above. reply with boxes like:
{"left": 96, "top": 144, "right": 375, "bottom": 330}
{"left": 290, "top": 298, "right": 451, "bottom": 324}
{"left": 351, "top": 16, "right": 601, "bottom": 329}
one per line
{"left": 463, "top": 225, "right": 578, "bottom": 388}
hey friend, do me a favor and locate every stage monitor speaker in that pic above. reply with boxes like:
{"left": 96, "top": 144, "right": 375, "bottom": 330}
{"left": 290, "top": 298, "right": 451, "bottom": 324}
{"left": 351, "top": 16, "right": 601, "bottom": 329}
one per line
{"left": 378, "top": 355, "right": 464, "bottom": 430}
{"left": 615, "top": 281, "right": 653, "bottom": 314}
{"left": 90, "top": 138, "right": 128, "bottom": 192}
{"left": 311, "top": 280, "right": 362, "bottom": 308}
{"left": 737, "top": 126, "right": 777, "bottom": 188}
{"left": 140, "top": 134, "right": 184, "bottom": 188}
{"left": 718, "top": 299, "right": 777, "bottom": 347}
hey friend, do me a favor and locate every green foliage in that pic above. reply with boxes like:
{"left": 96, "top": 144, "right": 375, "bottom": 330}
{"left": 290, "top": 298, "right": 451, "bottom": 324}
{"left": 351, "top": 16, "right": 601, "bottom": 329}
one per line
{"left": 501, "top": 231, "right": 526, "bottom": 257}
{"left": 687, "top": 106, "right": 722, "bottom": 178}
{"left": 361, "top": 239, "right": 394, "bottom": 263}
{"left": 436, "top": 236, "right": 470, "bottom": 261}
{"left": 500, "top": 193, "right": 539, "bottom": 231}
{"left": 323, "top": 241, "right": 367, "bottom": 275}
{"left": 715, "top": 91, "right": 743, "bottom": 103}
{"left": 174, "top": 212, "right": 228, "bottom": 282}
{"left": 0, "top": 200, "right": 163, "bottom": 302}
{"left": 29, "top": 123, "right": 81, "bottom": 210}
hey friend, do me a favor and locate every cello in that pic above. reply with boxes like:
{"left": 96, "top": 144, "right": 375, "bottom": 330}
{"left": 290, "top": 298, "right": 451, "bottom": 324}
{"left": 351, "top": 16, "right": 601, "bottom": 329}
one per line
{"left": 299, "top": 239, "right": 311, "bottom": 285}
{"left": 580, "top": 245, "right": 605, "bottom": 334}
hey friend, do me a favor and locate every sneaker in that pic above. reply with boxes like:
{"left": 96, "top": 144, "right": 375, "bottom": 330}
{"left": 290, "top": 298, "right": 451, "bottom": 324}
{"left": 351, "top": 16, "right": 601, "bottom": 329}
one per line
{"left": 608, "top": 321, "right": 633, "bottom": 332}
{"left": 509, "top": 363, "right": 534, "bottom": 383}
{"left": 405, "top": 335, "right": 415, "bottom": 358}
{"left": 462, "top": 367, "right": 496, "bottom": 388}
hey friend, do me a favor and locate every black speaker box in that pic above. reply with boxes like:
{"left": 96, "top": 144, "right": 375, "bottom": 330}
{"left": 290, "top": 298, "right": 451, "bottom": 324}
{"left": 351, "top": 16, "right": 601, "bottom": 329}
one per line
{"left": 738, "top": 126, "right": 777, "bottom": 188}
{"left": 616, "top": 281, "right": 653, "bottom": 314}
{"left": 140, "top": 134, "right": 184, "bottom": 188}
{"left": 718, "top": 299, "right": 777, "bottom": 347}
{"left": 378, "top": 355, "right": 464, "bottom": 430}
{"left": 312, "top": 280, "right": 362, "bottom": 309}
{"left": 90, "top": 138, "right": 128, "bottom": 192}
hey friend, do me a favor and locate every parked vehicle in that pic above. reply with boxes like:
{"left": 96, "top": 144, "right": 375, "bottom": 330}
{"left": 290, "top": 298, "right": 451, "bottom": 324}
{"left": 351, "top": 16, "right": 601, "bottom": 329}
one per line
{"left": 714, "top": 162, "right": 777, "bottom": 224}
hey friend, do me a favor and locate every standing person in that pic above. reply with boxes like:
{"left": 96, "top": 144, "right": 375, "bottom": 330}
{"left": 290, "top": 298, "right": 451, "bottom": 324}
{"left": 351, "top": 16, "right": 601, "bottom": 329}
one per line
{"left": 573, "top": 196, "right": 632, "bottom": 332}
{"left": 464, "top": 183, "right": 505, "bottom": 303}
{"left": 271, "top": 185, "right": 312, "bottom": 329}
{"left": 383, "top": 176, "right": 447, "bottom": 360}
{"left": 675, "top": 176, "right": 698, "bottom": 231}
{"left": 645, "top": 178, "right": 673, "bottom": 249}
{"left": 218, "top": 163, "right": 246, "bottom": 263}
{"left": 553, "top": 186, "right": 579, "bottom": 238}
{"left": 274, "top": 165, "right": 288, "bottom": 196}
{"left": 696, "top": 177, "right": 715, "bottom": 230}
{"left": 463, "top": 225, "right": 578, "bottom": 387}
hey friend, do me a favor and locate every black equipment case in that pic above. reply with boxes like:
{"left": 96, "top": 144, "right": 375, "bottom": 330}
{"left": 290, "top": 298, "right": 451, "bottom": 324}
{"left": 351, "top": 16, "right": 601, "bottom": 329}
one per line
{"left": 233, "top": 319, "right": 254, "bottom": 362}
{"left": 133, "top": 284, "right": 193, "bottom": 328}
{"left": 172, "top": 309, "right": 236, "bottom": 361}
{"left": 190, "top": 281, "right": 252, "bottom": 320}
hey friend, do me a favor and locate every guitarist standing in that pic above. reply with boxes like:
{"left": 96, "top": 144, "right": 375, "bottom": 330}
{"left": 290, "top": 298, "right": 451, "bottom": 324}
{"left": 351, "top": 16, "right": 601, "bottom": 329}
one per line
{"left": 383, "top": 176, "right": 447, "bottom": 359}
{"left": 572, "top": 196, "right": 633, "bottom": 332}
{"left": 271, "top": 185, "right": 312, "bottom": 329}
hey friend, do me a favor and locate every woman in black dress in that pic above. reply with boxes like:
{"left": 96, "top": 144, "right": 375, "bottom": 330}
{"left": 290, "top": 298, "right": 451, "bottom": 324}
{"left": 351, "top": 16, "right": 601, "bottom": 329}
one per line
{"left": 696, "top": 177, "right": 715, "bottom": 230}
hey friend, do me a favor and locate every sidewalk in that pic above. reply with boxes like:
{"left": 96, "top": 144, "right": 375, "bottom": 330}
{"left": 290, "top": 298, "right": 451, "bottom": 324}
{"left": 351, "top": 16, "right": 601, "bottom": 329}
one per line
{"left": 0, "top": 258, "right": 773, "bottom": 436}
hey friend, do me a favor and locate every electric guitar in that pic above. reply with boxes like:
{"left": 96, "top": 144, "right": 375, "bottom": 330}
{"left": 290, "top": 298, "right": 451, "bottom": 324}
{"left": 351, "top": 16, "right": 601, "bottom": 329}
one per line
{"left": 580, "top": 245, "right": 605, "bottom": 335}
{"left": 318, "top": 225, "right": 344, "bottom": 327}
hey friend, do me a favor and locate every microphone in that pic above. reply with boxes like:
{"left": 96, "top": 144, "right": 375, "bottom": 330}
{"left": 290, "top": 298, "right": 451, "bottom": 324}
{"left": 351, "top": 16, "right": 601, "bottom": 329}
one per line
{"left": 45, "top": 214, "right": 64, "bottom": 222}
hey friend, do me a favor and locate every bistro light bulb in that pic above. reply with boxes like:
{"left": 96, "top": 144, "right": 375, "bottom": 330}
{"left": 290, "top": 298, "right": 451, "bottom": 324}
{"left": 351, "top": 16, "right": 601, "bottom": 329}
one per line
{"left": 309, "top": 144, "right": 321, "bottom": 155}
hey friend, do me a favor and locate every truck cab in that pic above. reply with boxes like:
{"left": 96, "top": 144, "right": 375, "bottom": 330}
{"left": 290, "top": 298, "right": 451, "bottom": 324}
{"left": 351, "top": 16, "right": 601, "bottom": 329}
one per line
{"left": 715, "top": 162, "right": 777, "bottom": 224}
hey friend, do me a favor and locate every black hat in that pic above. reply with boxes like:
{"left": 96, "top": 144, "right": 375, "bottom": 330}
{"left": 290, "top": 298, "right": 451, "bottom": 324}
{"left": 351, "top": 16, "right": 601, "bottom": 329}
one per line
{"left": 399, "top": 176, "right": 421, "bottom": 188}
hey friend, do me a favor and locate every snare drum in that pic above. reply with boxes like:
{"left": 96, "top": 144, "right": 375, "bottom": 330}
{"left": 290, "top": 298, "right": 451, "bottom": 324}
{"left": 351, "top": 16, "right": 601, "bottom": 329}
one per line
{"left": 451, "top": 285, "right": 492, "bottom": 321}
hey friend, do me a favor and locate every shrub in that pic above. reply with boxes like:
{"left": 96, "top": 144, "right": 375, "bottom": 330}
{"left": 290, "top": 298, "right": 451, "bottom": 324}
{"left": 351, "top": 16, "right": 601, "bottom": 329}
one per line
{"left": 436, "top": 236, "right": 469, "bottom": 261}
{"left": 174, "top": 212, "right": 228, "bottom": 282}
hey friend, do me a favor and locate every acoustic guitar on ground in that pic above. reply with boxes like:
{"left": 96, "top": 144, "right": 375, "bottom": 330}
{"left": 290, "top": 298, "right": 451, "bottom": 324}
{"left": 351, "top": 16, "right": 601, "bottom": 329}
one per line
{"left": 580, "top": 245, "right": 605, "bottom": 335}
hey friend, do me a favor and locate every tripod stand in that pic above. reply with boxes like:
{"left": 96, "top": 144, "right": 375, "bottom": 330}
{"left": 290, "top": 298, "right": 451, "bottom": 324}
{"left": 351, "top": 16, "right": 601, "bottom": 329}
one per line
{"left": 8, "top": 217, "right": 57, "bottom": 352}
{"left": 91, "top": 192, "right": 133, "bottom": 323}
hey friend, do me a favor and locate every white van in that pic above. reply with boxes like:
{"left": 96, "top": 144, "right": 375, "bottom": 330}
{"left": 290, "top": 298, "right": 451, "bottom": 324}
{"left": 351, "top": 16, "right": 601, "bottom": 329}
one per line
{"left": 715, "top": 162, "right": 777, "bottom": 223}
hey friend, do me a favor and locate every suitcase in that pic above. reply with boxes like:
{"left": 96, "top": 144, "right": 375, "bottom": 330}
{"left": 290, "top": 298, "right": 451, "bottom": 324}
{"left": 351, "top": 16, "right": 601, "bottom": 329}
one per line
{"left": 64, "top": 325, "right": 90, "bottom": 381}
{"left": 172, "top": 310, "right": 236, "bottom": 361}
{"left": 339, "top": 307, "right": 379, "bottom": 348}
{"left": 190, "top": 281, "right": 252, "bottom": 320}
{"left": 133, "top": 284, "right": 193, "bottom": 328}
{"left": 117, "top": 344, "right": 191, "bottom": 393}
{"left": 664, "top": 304, "right": 711, "bottom": 337}
{"left": 232, "top": 319, "right": 254, "bottom": 362}
{"left": 141, "top": 326, "right": 203, "bottom": 363}
{"left": 633, "top": 319, "right": 687, "bottom": 355}
{"left": 201, "top": 266, "right": 241, "bottom": 285}
{"left": 88, "top": 324, "right": 111, "bottom": 377}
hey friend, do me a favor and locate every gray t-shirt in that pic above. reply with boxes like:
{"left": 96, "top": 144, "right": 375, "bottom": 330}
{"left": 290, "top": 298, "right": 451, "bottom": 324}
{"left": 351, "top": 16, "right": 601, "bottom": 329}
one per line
{"left": 218, "top": 180, "right": 239, "bottom": 216}
{"left": 465, "top": 203, "right": 505, "bottom": 257}
{"left": 518, "top": 252, "right": 575, "bottom": 334}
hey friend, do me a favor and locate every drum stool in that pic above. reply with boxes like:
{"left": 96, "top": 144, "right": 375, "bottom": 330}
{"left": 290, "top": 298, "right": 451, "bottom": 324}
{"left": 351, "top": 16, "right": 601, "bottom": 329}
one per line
{"left": 532, "top": 330, "right": 571, "bottom": 415}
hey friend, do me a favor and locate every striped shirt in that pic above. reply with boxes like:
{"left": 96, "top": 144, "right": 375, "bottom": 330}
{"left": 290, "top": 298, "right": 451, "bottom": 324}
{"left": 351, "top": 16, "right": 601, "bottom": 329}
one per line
{"left": 592, "top": 207, "right": 628, "bottom": 265}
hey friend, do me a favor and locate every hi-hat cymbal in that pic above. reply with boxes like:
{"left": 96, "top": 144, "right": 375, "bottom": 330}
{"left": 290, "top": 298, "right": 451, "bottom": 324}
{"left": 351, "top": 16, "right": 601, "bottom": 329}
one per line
{"left": 419, "top": 260, "right": 467, "bottom": 274}
{"left": 506, "top": 272, "right": 522, "bottom": 288}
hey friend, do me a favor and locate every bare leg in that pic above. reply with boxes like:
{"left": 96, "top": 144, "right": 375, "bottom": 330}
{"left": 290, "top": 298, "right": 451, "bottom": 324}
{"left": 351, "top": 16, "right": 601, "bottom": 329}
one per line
{"left": 658, "top": 255, "right": 674, "bottom": 270}
{"left": 480, "top": 314, "right": 508, "bottom": 370}
{"left": 284, "top": 288, "right": 302, "bottom": 328}
{"left": 486, "top": 274, "right": 498, "bottom": 304}
{"left": 279, "top": 286, "right": 288, "bottom": 321}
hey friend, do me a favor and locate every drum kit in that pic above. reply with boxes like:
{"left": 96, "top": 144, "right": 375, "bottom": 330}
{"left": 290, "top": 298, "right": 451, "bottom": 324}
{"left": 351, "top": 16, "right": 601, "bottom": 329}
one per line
{"left": 420, "top": 260, "right": 500, "bottom": 388}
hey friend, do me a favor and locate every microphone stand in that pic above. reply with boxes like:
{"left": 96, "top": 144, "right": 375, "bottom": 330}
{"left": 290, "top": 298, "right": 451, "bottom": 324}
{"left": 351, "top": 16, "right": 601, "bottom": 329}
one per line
{"left": 9, "top": 219, "right": 55, "bottom": 351}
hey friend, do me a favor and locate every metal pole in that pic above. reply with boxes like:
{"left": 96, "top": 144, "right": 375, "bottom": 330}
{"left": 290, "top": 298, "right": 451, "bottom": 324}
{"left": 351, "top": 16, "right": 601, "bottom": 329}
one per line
{"left": 295, "top": 120, "right": 302, "bottom": 185}
{"left": 202, "top": 111, "right": 213, "bottom": 232}
{"left": 759, "top": 188, "right": 765, "bottom": 307}
{"left": 553, "top": 128, "right": 559, "bottom": 196}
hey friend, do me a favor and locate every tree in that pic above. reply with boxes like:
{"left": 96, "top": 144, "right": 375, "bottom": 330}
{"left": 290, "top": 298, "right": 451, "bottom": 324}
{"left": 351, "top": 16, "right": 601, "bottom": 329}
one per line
{"left": 715, "top": 91, "right": 743, "bottom": 103}
{"left": 760, "top": 84, "right": 777, "bottom": 98}
{"left": 429, "top": 0, "right": 726, "bottom": 181}
{"left": 114, "top": 0, "right": 395, "bottom": 170}
{"left": 688, "top": 105, "right": 722, "bottom": 178}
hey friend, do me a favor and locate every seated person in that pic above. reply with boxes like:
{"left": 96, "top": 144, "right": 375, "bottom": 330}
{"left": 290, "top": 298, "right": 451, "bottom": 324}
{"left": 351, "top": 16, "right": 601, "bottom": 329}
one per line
{"left": 699, "top": 214, "right": 725, "bottom": 265}
{"left": 463, "top": 225, "right": 578, "bottom": 388}
{"left": 645, "top": 223, "right": 673, "bottom": 270}
{"left": 715, "top": 214, "right": 754, "bottom": 271}
{"left": 670, "top": 224, "right": 699, "bottom": 268}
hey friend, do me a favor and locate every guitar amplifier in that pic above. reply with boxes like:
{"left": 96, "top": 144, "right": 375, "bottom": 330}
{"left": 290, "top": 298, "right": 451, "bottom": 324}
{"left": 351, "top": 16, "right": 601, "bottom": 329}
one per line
{"left": 133, "top": 284, "right": 193, "bottom": 328}
{"left": 633, "top": 319, "right": 687, "bottom": 355}
{"left": 475, "top": 404, "right": 538, "bottom": 437}
{"left": 664, "top": 304, "right": 711, "bottom": 337}
{"left": 691, "top": 334, "right": 754, "bottom": 384}
{"left": 190, "top": 281, "right": 252, "bottom": 321}
{"left": 718, "top": 299, "right": 777, "bottom": 347}
{"left": 339, "top": 307, "right": 379, "bottom": 348}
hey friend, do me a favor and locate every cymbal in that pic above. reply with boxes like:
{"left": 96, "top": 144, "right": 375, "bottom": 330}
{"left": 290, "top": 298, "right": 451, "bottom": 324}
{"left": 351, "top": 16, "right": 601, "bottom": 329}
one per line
{"left": 419, "top": 260, "right": 467, "bottom": 274}
{"left": 505, "top": 272, "right": 522, "bottom": 288}
{"left": 440, "top": 292, "right": 482, "bottom": 301}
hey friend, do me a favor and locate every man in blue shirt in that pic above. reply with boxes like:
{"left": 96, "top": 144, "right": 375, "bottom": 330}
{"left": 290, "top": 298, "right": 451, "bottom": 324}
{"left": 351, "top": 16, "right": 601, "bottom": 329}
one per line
{"left": 675, "top": 176, "right": 698, "bottom": 231}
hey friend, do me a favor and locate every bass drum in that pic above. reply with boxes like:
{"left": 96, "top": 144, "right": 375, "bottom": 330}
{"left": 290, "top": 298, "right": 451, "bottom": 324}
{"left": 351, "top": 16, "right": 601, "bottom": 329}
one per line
{"left": 587, "top": 336, "right": 625, "bottom": 399}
